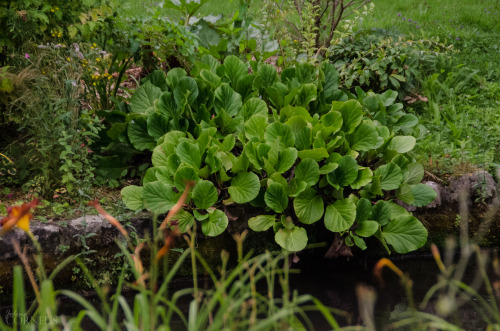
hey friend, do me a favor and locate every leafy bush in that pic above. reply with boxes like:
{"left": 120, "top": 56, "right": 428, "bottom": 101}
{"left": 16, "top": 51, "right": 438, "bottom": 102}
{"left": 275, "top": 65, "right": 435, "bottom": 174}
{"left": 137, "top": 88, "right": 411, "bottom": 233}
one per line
{"left": 328, "top": 29, "right": 447, "bottom": 96}
{"left": 0, "top": 44, "right": 102, "bottom": 197}
{"left": 121, "top": 56, "right": 436, "bottom": 253}
{"left": 0, "top": 0, "right": 115, "bottom": 65}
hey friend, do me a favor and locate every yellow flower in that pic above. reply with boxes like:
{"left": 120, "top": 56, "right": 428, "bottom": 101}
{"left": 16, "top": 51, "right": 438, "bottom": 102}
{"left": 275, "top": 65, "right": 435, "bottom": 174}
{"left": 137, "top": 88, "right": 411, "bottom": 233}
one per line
{"left": 67, "top": 57, "right": 70, "bottom": 61}
{"left": 93, "top": 82, "right": 96, "bottom": 86}
{"left": 51, "top": 8, "right": 55, "bottom": 13}
{"left": 96, "top": 58, "right": 101, "bottom": 62}
{"left": 92, "top": 43, "right": 97, "bottom": 47}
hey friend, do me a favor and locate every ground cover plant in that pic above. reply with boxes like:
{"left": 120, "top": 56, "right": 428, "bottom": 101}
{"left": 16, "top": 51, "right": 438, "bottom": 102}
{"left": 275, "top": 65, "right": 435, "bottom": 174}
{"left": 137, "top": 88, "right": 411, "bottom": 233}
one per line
{"left": 120, "top": 58, "right": 436, "bottom": 253}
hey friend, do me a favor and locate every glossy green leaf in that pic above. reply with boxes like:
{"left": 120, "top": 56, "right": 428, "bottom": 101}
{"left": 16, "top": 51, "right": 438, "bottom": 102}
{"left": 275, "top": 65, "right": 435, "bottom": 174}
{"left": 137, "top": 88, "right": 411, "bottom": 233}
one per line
{"left": 275, "top": 227, "right": 308, "bottom": 252}
{"left": 223, "top": 55, "right": 248, "bottom": 86}
{"left": 214, "top": 83, "right": 242, "bottom": 117}
{"left": 294, "top": 188, "right": 324, "bottom": 224}
{"left": 409, "top": 183, "right": 437, "bottom": 207}
{"left": 350, "top": 167, "right": 372, "bottom": 189}
{"left": 372, "top": 200, "right": 391, "bottom": 226}
{"left": 382, "top": 215, "right": 427, "bottom": 253}
{"left": 147, "top": 113, "right": 170, "bottom": 140}
{"left": 264, "top": 183, "right": 288, "bottom": 213}
{"left": 355, "top": 221, "right": 379, "bottom": 237}
{"left": 387, "top": 136, "right": 416, "bottom": 153}
{"left": 192, "top": 180, "right": 218, "bottom": 209}
{"left": 356, "top": 198, "right": 373, "bottom": 222}
{"left": 241, "top": 98, "right": 268, "bottom": 121}
{"left": 324, "top": 199, "right": 356, "bottom": 232}
{"left": 403, "top": 163, "right": 424, "bottom": 185}
{"left": 174, "top": 165, "right": 200, "bottom": 191}
{"left": 130, "top": 81, "right": 162, "bottom": 114}
{"left": 248, "top": 215, "right": 276, "bottom": 232}
{"left": 297, "top": 148, "right": 329, "bottom": 161}
{"left": 276, "top": 148, "right": 297, "bottom": 173}
{"left": 327, "top": 155, "right": 359, "bottom": 189}
{"left": 245, "top": 115, "right": 267, "bottom": 141}
{"left": 176, "top": 141, "right": 201, "bottom": 169}
{"left": 128, "top": 116, "right": 156, "bottom": 151}
{"left": 173, "top": 76, "right": 199, "bottom": 107}
{"left": 121, "top": 185, "right": 143, "bottom": 211}
{"left": 295, "top": 159, "right": 319, "bottom": 187}
{"left": 174, "top": 210, "right": 195, "bottom": 233}
{"left": 202, "top": 209, "right": 228, "bottom": 237}
{"left": 228, "top": 172, "right": 260, "bottom": 203}
{"left": 143, "top": 181, "right": 179, "bottom": 214}
{"left": 347, "top": 122, "right": 378, "bottom": 151}
{"left": 265, "top": 122, "right": 295, "bottom": 148}
{"left": 338, "top": 99, "right": 363, "bottom": 134}
{"left": 374, "top": 163, "right": 402, "bottom": 191}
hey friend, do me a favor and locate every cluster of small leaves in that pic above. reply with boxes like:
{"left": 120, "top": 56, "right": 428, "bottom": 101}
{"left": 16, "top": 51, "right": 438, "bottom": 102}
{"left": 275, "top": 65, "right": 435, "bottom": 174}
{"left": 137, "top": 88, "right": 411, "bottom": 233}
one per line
{"left": 328, "top": 29, "right": 446, "bottom": 96}
{"left": 121, "top": 55, "right": 436, "bottom": 253}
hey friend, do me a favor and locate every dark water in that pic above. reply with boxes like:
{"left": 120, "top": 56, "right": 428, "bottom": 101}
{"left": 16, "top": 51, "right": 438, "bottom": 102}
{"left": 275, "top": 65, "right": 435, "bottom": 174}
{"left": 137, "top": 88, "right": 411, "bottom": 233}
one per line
{"left": 1, "top": 249, "right": 498, "bottom": 330}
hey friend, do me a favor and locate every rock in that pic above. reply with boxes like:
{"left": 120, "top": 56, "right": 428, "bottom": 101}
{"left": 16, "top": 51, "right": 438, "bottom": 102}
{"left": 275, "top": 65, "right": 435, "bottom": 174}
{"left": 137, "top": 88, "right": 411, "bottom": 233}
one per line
{"left": 447, "top": 171, "right": 497, "bottom": 203}
{"left": 424, "top": 181, "right": 442, "bottom": 208}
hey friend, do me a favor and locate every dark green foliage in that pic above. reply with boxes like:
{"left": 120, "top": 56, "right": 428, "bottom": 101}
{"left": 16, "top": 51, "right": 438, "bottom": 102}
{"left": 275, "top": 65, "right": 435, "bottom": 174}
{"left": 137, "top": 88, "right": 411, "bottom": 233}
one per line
{"left": 122, "top": 57, "right": 435, "bottom": 253}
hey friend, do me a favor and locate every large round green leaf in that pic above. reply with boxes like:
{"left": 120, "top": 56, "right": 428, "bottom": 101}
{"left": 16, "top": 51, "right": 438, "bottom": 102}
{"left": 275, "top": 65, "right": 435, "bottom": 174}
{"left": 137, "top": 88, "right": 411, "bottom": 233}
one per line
{"left": 338, "top": 99, "right": 363, "bottom": 134}
{"left": 409, "top": 183, "right": 437, "bottom": 207}
{"left": 128, "top": 116, "right": 156, "bottom": 151}
{"left": 275, "top": 227, "right": 308, "bottom": 252}
{"left": 403, "top": 163, "right": 424, "bottom": 185}
{"left": 214, "top": 83, "right": 242, "bottom": 117}
{"left": 176, "top": 141, "right": 202, "bottom": 169}
{"left": 248, "top": 215, "right": 276, "bottom": 232}
{"left": 121, "top": 185, "right": 143, "bottom": 211}
{"left": 382, "top": 215, "right": 428, "bottom": 253}
{"left": 228, "top": 172, "right": 260, "bottom": 203}
{"left": 143, "top": 181, "right": 179, "bottom": 214}
{"left": 264, "top": 183, "right": 288, "bottom": 213}
{"left": 387, "top": 136, "right": 416, "bottom": 153}
{"left": 130, "top": 81, "right": 162, "bottom": 114}
{"left": 202, "top": 209, "right": 228, "bottom": 237}
{"left": 350, "top": 167, "right": 373, "bottom": 190}
{"left": 372, "top": 200, "right": 391, "bottom": 226}
{"left": 245, "top": 115, "right": 268, "bottom": 141}
{"left": 276, "top": 148, "right": 297, "bottom": 173}
{"left": 356, "top": 198, "right": 373, "bottom": 222}
{"left": 264, "top": 122, "right": 295, "bottom": 149}
{"left": 295, "top": 158, "right": 319, "bottom": 187}
{"left": 172, "top": 210, "right": 194, "bottom": 233}
{"left": 324, "top": 199, "right": 356, "bottom": 232}
{"left": 294, "top": 188, "right": 324, "bottom": 224}
{"left": 174, "top": 165, "right": 200, "bottom": 191}
{"left": 241, "top": 98, "right": 268, "bottom": 121}
{"left": 355, "top": 221, "right": 379, "bottom": 237}
{"left": 173, "top": 76, "right": 199, "bottom": 107}
{"left": 223, "top": 55, "right": 248, "bottom": 87}
{"left": 192, "top": 180, "right": 218, "bottom": 209}
{"left": 156, "top": 91, "right": 179, "bottom": 118}
{"left": 297, "top": 148, "right": 329, "bottom": 161}
{"left": 327, "top": 155, "right": 359, "bottom": 189}
{"left": 147, "top": 112, "right": 170, "bottom": 141}
{"left": 374, "top": 163, "right": 402, "bottom": 191}
{"left": 347, "top": 121, "right": 378, "bottom": 151}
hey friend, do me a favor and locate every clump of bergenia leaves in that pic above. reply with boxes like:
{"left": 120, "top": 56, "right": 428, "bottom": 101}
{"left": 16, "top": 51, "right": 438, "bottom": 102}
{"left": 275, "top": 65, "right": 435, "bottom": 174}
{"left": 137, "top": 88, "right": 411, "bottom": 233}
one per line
{"left": 121, "top": 55, "right": 436, "bottom": 253}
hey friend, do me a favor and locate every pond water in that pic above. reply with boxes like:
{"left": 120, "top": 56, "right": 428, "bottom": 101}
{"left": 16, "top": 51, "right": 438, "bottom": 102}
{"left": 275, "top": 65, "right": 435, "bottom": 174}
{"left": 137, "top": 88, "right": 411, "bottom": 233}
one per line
{"left": 1, "top": 248, "right": 497, "bottom": 330}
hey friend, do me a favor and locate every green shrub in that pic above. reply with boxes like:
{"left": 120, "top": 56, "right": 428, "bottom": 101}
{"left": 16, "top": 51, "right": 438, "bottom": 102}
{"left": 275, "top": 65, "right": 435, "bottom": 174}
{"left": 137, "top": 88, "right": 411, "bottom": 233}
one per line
{"left": 121, "top": 56, "right": 436, "bottom": 253}
{"left": 328, "top": 29, "right": 447, "bottom": 97}
{"left": 0, "top": 0, "right": 115, "bottom": 65}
